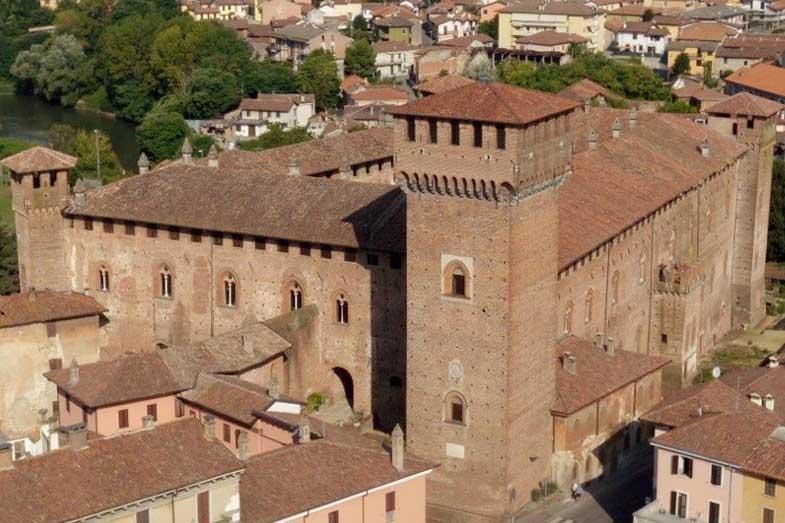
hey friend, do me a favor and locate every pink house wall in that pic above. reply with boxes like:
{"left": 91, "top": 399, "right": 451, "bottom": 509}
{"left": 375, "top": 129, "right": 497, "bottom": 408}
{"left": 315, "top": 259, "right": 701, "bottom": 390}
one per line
{"left": 95, "top": 395, "right": 178, "bottom": 435}
{"left": 654, "top": 447, "right": 743, "bottom": 522}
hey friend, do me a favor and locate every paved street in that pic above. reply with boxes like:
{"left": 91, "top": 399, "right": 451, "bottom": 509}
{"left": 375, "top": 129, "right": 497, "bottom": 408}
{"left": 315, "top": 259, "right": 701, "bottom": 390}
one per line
{"left": 515, "top": 463, "right": 653, "bottom": 523}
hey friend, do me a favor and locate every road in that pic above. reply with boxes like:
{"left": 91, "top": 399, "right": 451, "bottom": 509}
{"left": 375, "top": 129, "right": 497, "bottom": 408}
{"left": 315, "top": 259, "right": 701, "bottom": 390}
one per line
{"left": 515, "top": 464, "right": 653, "bottom": 523}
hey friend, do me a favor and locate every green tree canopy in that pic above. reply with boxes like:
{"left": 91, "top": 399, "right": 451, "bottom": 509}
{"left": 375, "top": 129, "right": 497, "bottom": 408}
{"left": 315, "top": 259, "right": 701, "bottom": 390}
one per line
{"left": 352, "top": 14, "right": 368, "bottom": 32}
{"left": 478, "top": 17, "right": 497, "bottom": 41}
{"left": 642, "top": 8, "right": 655, "bottom": 21}
{"left": 136, "top": 110, "right": 189, "bottom": 161}
{"left": 672, "top": 52, "right": 690, "bottom": 76}
{"left": 243, "top": 60, "right": 298, "bottom": 97}
{"left": 0, "top": 225, "right": 18, "bottom": 295}
{"left": 236, "top": 123, "right": 311, "bottom": 151}
{"left": 0, "top": 0, "right": 53, "bottom": 37}
{"left": 769, "top": 160, "right": 785, "bottom": 262}
{"left": 344, "top": 38, "right": 376, "bottom": 79}
{"left": 11, "top": 34, "right": 95, "bottom": 106}
{"left": 47, "top": 124, "right": 123, "bottom": 184}
{"left": 297, "top": 49, "right": 340, "bottom": 110}
{"left": 658, "top": 100, "right": 697, "bottom": 113}
{"left": 185, "top": 67, "right": 240, "bottom": 118}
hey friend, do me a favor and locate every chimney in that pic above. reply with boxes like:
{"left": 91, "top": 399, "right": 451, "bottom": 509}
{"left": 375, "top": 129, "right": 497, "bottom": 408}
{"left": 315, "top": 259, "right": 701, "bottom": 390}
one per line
{"left": 238, "top": 431, "right": 249, "bottom": 460}
{"left": 142, "top": 415, "right": 154, "bottom": 429}
{"left": 768, "top": 355, "right": 780, "bottom": 368}
{"left": 288, "top": 157, "right": 300, "bottom": 176}
{"left": 700, "top": 138, "right": 710, "bottom": 158}
{"left": 612, "top": 116, "right": 622, "bottom": 139}
{"left": 137, "top": 152, "right": 150, "bottom": 174}
{"left": 207, "top": 144, "right": 219, "bottom": 168}
{"left": 562, "top": 352, "right": 577, "bottom": 375}
{"left": 242, "top": 334, "right": 254, "bottom": 355}
{"left": 391, "top": 423, "right": 404, "bottom": 472}
{"left": 584, "top": 99, "right": 591, "bottom": 114}
{"left": 696, "top": 406, "right": 703, "bottom": 417}
{"left": 268, "top": 377, "right": 280, "bottom": 400}
{"left": 629, "top": 107, "right": 639, "bottom": 129}
{"left": 765, "top": 394, "right": 775, "bottom": 411}
{"left": 68, "top": 358, "right": 79, "bottom": 386}
{"left": 588, "top": 128, "right": 598, "bottom": 151}
{"left": 204, "top": 414, "right": 216, "bottom": 439}
{"left": 605, "top": 337, "right": 615, "bottom": 355}
{"left": 298, "top": 417, "right": 311, "bottom": 443}
{"left": 181, "top": 137, "right": 193, "bottom": 163}
{"left": 69, "top": 424, "right": 88, "bottom": 450}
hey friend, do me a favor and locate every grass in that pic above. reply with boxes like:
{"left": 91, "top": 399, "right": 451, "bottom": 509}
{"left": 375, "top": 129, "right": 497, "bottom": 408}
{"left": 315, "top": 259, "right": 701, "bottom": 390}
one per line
{"left": 0, "top": 184, "right": 12, "bottom": 227}
{"left": 0, "top": 137, "right": 33, "bottom": 230}
{"left": 695, "top": 344, "right": 771, "bottom": 384}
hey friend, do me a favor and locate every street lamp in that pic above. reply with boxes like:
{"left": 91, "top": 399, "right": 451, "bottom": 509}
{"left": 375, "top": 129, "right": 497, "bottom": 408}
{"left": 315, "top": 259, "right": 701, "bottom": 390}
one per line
{"left": 93, "top": 129, "right": 101, "bottom": 182}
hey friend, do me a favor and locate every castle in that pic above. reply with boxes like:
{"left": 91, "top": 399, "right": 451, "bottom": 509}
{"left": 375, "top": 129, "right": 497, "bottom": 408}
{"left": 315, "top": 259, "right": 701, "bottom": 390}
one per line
{"left": 4, "top": 82, "right": 780, "bottom": 521}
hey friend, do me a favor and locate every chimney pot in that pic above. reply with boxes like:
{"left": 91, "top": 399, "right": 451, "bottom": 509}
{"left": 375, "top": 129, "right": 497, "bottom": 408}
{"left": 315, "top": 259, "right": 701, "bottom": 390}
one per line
{"left": 204, "top": 414, "right": 216, "bottom": 439}
{"left": 768, "top": 355, "right": 780, "bottom": 368}
{"left": 238, "top": 431, "right": 249, "bottom": 460}
{"left": 288, "top": 157, "right": 300, "bottom": 176}
{"left": 181, "top": 137, "right": 193, "bottom": 163}
{"left": 68, "top": 358, "right": 79, "bottom": 386}
{"left": 137, "top": 152, "right": 150, "bottom": 174}
{"left": 391, "top": 423, "right": 404, "bottom": 471}
{"left": 605, "top": 337, "right": 615, "bottom": 355}
{"left": 588, "top": 128, "right": 598, "bottom": 150}
{"left": 268, "top": 377, "right": 280, "bottom": 400}
{"left": 207, "top": 144, "right": 219, "bottom": 168}
{"left": 298, "top": 417, "right": 311, "bottom": 443}
{"left": 700, "top": 138, "right": 710, "bottom": 157}
{"left": 612, "top": 116, "right": 622, "bottom": 139}
{"left": 629, "top": 107, "right": 639, "bottom": 128}
{"left": 68, "top": 423, "right": 88, "bottom": 450}
{"left": 562, "top": 352, "right": 577, "bottom": 375}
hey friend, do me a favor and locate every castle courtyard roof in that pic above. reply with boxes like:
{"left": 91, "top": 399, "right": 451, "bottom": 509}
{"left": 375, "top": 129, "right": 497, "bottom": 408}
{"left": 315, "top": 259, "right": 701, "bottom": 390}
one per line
{"left": 388, "top": 81, "right": 581, "bottom": 125}
{"left": 0, "top": 419, "right": 243, "bottom": 523}
{"left": 0, "top": 146, "right": 77, "bottom": 174}
{"left": 0, "top": 290, "right": 105, "bottom": 329}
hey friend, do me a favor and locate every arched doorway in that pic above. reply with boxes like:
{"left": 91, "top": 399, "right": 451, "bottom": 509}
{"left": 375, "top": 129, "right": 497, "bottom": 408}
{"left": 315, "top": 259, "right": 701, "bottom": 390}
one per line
{"left": 332, "top": 367, "right": 354, "bottom": 409}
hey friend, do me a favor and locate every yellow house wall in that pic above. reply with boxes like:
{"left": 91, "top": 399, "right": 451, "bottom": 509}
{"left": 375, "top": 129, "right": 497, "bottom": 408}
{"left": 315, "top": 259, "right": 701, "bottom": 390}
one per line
{"left": 498, "top": 12, "right": 513, "bottom": 48}
{"left": 743, "top": 474, "right": 785, "bottom": 523}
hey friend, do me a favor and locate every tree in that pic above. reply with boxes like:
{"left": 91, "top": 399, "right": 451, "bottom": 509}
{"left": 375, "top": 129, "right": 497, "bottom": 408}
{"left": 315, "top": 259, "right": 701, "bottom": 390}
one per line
{"left": 136, "top": 110, "right": 189, "bottom": 161}
{"left": 642, "top": 8, "right": 655, "bottom": 21}
{"left": 0, "top": 0, "right": 53, "bottom": 38}
{"left": 297, "top": 49, "right": 341, "bottom": 110}
{"left": 242, "top": 60, "right": 298, "bottom": 97}
{"left": 185, "top": 67, "right": 240, "bottom": 119}
{"left": 657, "top": 100, "right": 697, "bottom": 113}
{"left": 47, "top": 124, "right": 122, "bottom": 184}
{"left": 478, "top": 17, "right": 497, "bottom": 41}
{"left": 0, "top": 225, "right": 18, "bottom": 295}
{"left": 191, "top": 133, "right": 217, "bottom": 158}
{"left": 236, "top": 123, "right": 311, "bottom": 151}
{"left": 10, "top": 34, "right": 94, "bottom": 106}
{"left": 769, "top": 160, "right": 785, "bottom": 263}
{"left": 672, "top": 52, "right": 690, "bottom": 76}
{"left": 344, "top": 38, "right": 376, "bottom": 79}
{"left": 352, "top": 14, "right": 368, "bottom": 32}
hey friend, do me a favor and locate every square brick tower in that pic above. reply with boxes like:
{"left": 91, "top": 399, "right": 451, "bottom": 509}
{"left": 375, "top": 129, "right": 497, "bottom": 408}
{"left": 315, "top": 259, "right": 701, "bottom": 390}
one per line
{"left": 388, "top": 82, "right": 581, "bottom": 521}
{"left": 705, "top": 93, "right": 783, "bottom": 328}
{"left": 2, "top": 147, "right": 76, "bottom": 292}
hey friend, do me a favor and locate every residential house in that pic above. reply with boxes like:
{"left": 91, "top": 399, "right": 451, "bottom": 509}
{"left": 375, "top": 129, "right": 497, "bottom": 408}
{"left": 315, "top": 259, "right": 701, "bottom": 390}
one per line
{"left": 270, "top": 23, "right": 353, "bottom": 68}
{"left": 653, "top": 14, "right": 691, "bottom": 38}
{"left": 343, "top": 103, "right": 391, "bottom": 130}
{"left": 684, "top": 4, "right": 748, "bottom": 24}
{"left": 515, "top": 29, "right": 588, "bottom": 55}
{"left": 413, "top": 74, "right": 476, "bottom": 96}
{"left": 558, "top": 78, "right": 617, "bottom": 105}
{"left": 0, "top": 290, "right": 105, "bottom": 460}
{"left": 329, "top": 0, "right": 364, "bottom": 23}
{"left": 0, "top": 418, "right": 245, "bottom": 523}
{"left": 241, "top": 429, "right": 436, "bottom": 523}
{"left": 341, "top": 74, "right": 370, "bottom": 97}
{"left": 427, "top": 12, "right": 479, "bottom": 43}
{"left": 216, "top": 0, "right": 254, "bottom": 19}
{"left": 480, "top": 0, "right": 507, "bottom": 21}
{"left": 373, "top": 40, "right": 417, "bottom": 79}
{"left": 374, "top": 15, "right": 415, "bottom": 43}
{"left": 497, "top": 1, "right": 611, "bottom": 51}
{"left": 348, "top": 86, "right": 411, "bottom": 106}
{"left": 183, "top": 0, "right": 221, "bottom": 19}
{"left": 666, "top": 22, "right": 739, "bottom": 75}
{"left": 550, "top": 336, "right": 669, "bottom": 486}
{"left": 258, "top": 0, "right": 303, "bottom": 25}
{"left": 233, "top": 93, "right": 316, "bottom": 138}
{"left": 612, "top": 21, "right": 670, "bottom": 55}
{"left": 646, "top": 0, "right": 699, "bottom": 11}
{"left": 672, "top": 82, "right": 729, "bottom": 110}
{"left": 606, "top": 5, "right": 663, "bottom": 23}
{"left": 440, "top": 33, "right": 496, "bottom": 48}
{"left": 724, "top": 63, "right": 785, "bottom": 139}
{"left": 716, "top": 34, "right": 785, "bottom": 74}
{"left": 747, "top": 0, "right": 785, "bottom": 30}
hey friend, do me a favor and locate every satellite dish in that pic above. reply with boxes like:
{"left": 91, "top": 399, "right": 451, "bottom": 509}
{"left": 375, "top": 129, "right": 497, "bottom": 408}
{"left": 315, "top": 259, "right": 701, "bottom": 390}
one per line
{"left": 712, "top": 366, "right": 721, "bottom": 379}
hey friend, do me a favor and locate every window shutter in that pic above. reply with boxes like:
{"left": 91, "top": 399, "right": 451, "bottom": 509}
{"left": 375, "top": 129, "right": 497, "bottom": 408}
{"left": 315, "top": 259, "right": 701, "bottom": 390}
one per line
{"left": 386, "top": 492, "right": 395, "bottom": 512}
{"left": 136, "top": 509, "right": 149, "bottom": 523}
{"left": 669, "top": 491, "right": 677, "bottom": 515}
{"left": 671, "top": 455, "right": 678, "bottom": 475}
{"left": 197, "top": 491, "right": 210, "bottom": 523}
{"left": 684, "top": 458, "right": 693, "bottom": 478}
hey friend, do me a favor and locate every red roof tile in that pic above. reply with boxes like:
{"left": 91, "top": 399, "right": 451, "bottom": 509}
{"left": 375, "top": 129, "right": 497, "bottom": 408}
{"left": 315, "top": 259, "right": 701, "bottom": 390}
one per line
{"left": 413, "top": 74, "right": 476, "bottom": 95}
{"left": 239, "top": 93, "right": 314, "bottom": 112}
{"left": 558, "top": 78, "right": 615, "bottom": 103}
{"left": 0, "top": 146, "right": 77, "bottom": 174}
{"left": 0, "top": 290, "right": 105, "bottom": 329}
{"left": 724, "top": 64, "right": 785, "bottom": 101}
{"left": 516, "top": 30, "right": 588, "bottom": 46}
{"left": 705, "top": 91, "right": 784, "bottom": 117}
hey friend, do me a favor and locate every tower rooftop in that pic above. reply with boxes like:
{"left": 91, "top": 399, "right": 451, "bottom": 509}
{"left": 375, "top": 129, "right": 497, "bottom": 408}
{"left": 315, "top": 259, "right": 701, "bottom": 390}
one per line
{"left": 0, "top": 146, "right": 77, "bottom": 174}
{"left": 388, "top": 81, "right": 581, "bottom": 125}
{"left": 704, "top": 91, "right": 783, "bottom": 118}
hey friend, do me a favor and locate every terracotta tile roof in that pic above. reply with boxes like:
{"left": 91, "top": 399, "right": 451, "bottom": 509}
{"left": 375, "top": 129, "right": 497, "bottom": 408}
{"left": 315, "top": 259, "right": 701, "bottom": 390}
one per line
{"left": 389, "top": 81, "right": 581, "bottom": 125}
{"left": 677, "top": 21, "right": 738, "bottom": 42}
{"left": 241, "top": 440, "right": 434, "bottom": 522}
{"left": 501, "top": 0, "right": 603, "bottom": 16}
{"left": 0, "top": 290, "right": 105, "bottom": 329}
{"left": 705, "top": 91, "right": 784, "bottom": 117}
{"left": 516, "top": 30, "right": 588, "bottom": 46}
{"left": 210, "top": 127, "right": 393, "bottom": 177}
{"left": 341, "top": 74, "right": 369, "bottom": 93}
{"left": 0, "top": 146, "right": 77, "bottom": 174}
{"left": 608, "top": 4, "right": 661, "bottom": 15}
{"left": 179, "top": 373, "right": 302, "bottom": 427}
{"left": 672, "top": 83, "right": 728, "bottom": 101}
{"left": 616, "top": 21, "right": 669, "bottom": 36}
{"left": 683, "top": 4, "right": 745, "bottom": 19}
{"left": 439, "top": 33, "right": 494, "bottom": 47}
{"left": 720, "top": 365, "right": 785, "bottom": 420}
{"left": 558, "top": 78, "right": 615, "bottom": 103}
{"left": 652, "top": 403, "right": 781, "bottom": 465}
{"left": 716, "top": 34, "right": 785, "bottom": 59}
{"left": 374, "top": 14, "right": 414, "bottom": 26}
{"left": 65, "top": 150, "right": 405, "bottom": 253}
{"left": 667, "top": 39, "right": 720, "bottom": 52}
{"left": 641, "top": 379, "right": 739, "bottom": 428}
{"left": 0, "top": 419, "right": 243, "bottom": 523}
{"left": 239, "top": 93, "right": 314, "bottom": 112}
{"left": 742, "top": 434, "right": 785, "bottom": 482}
{"left": 552, "top": 336, "right": 670, "bottom": 415}
{"left": 45, "top": 352, "right": 185, "bottom": 408}
{"left": 559, "top": 109, "right": 746, "bottom": 270}
{"left": 653, "top": 14, "right": 690, "bottom": 26}
{"left": 351, "top": 86, "right": 410, "bottom": 102}
{"left": 724, "top": 64, "right": 785, "bottom": 101}
{"left": 413, "top": 74, "right": 475, "bottom": 95}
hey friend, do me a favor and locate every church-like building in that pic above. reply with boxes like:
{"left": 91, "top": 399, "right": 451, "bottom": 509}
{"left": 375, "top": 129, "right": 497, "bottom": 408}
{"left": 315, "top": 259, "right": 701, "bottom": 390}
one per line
{"left": 4, "top": 82, "right": 780, "bottom": 522}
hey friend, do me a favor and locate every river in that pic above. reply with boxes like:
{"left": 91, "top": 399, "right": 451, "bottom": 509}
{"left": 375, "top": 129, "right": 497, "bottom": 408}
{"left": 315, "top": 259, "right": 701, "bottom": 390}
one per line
{"left": 0, "top": 92, "right": 140, "bottom": 171}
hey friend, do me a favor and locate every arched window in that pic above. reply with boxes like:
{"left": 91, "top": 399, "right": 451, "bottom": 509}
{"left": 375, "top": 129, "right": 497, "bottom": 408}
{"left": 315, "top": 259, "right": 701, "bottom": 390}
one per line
{"left": 98, "top": 265, "right": 109, "bottom": 292}
{"left": 445, "top": 392, "right": 466, "bottom": 425}
{"left": 160, "top": 265, "right": 173, "bottom": 298}
{"left": 224, "top": 274, "right": 237, "bottom": 307}
{"left": 289, "top": 282, "right": 303, "bottom": 311}
{"left": 639, "top": 253, "right": 646, "bottom": 284}
{"left": 564, "top": 301, "right": 574, "bottom": 334}
{"left": 585, "top": 289, "right": 593, "bottom": 323}
{"left": 611, "top": 271, "right": 620, "bottom": 304}
{"left": 443, "top": 260, "right": 470, "bottom": 299}
{"left": 336, "top": 293, "right": 349, "bottom": 324}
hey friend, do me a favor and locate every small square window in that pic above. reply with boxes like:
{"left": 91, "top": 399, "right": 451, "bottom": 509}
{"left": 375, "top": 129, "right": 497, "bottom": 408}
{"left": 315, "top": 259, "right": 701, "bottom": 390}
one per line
{"left": 277, "top": 240, "right": 289, "bottom": 253}
{"left": 390, "top": 253, "right": 402, "bottom": 269}
{"left": 661, "top": 334, "right": 668, "bottom": 344}
{"left": 344, "top": 249, "right": 357, "bottom": 262}
{"left": 191, "top": 230, "right": 202, "bottom": 243}
{"left": 103, "top": 220, "right": 114, "bottom": 233}
{"left": 147, "top": 225, "right": 158, "bottom": 238}
{"left": 321, "top": 245, "right": 332, "bottom": 259}
{"left": 367, "top": 253, "right": 379, "bottom": 266}
{"left": 765, "top": 477, "right": 776, "bottom": 497}
{"left": 255, "top": 237, "right": 266, "bottom": 250}
{"left": 84, "top": 218, "right": 93, "bottom": 231}
{"left": 233, "top": 235, "right": 243, "bottom": 248}
{"left": 300, "top": 243, "right": 311, "bottom": 256}
{"left": 168, "top": 227, "right": 180, "bottom": 240}
{"left": 125, "top": 222, "right": 135, "bottom": 236}
{"left": 213, "top": 233, "right": 223, "bottom": 246}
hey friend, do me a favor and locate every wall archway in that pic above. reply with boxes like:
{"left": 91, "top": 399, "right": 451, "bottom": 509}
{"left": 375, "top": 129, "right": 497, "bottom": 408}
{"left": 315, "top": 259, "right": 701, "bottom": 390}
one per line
{"left": 331, "top": 367, "right": 355, "bottom": 409}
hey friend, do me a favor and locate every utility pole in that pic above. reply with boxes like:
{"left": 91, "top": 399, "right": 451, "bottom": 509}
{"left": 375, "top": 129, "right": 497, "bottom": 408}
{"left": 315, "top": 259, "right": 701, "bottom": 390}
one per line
{"left": 93, "top": 129, "right": 101, "bottom": 182}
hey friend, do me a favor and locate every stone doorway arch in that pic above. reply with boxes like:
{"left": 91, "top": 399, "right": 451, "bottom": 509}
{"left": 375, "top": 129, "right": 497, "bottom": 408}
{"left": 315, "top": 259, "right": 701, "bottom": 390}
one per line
{"left": 332, "top": 367, "right": 355, "bottom": 409}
